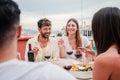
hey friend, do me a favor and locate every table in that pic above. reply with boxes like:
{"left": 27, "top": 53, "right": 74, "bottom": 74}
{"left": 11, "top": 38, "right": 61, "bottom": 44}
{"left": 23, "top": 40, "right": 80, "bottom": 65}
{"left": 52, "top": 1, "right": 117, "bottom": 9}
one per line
{"left": 52, "top": 58, "right": 93, "bottom": 80}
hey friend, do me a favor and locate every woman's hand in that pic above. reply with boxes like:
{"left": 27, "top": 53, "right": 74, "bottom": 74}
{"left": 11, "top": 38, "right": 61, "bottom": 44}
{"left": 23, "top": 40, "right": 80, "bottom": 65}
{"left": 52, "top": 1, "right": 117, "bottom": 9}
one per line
{"left": 76, "top": 48, "right": 82, "bottom": 54}
{"left": 77, "top": 47, "right": 96, "bottom": 56}
{"left": 77, "top": 47, "right": 87, "bottom": 53}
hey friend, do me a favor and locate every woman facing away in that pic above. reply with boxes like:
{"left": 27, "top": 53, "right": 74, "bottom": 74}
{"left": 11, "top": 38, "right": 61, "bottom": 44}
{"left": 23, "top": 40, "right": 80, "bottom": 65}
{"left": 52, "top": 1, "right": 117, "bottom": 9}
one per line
{"left": 92, "top": 7, "right": 120, "bottom": 80}
{"left": 58, "top": 18, "right": 95, "bottom": 61}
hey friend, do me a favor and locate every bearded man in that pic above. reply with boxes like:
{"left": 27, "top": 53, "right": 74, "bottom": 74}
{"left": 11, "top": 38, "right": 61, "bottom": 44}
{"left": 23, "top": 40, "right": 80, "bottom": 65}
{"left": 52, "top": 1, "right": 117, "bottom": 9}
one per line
{"left": 25, "top": 18, "right": 59, "bottom": 62}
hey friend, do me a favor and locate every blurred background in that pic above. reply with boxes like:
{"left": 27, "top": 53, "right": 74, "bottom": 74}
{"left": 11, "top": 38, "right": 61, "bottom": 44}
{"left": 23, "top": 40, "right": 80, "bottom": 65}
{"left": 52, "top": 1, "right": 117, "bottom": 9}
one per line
{"left": 14, "top": 0, "right": 120, "bottom": 41}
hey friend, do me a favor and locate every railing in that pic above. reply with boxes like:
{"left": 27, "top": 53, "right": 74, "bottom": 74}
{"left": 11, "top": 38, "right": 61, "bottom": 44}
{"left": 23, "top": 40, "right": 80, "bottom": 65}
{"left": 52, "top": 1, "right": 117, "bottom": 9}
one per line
{"left": 17, "top": 36, "right": 32, "bottom": 60}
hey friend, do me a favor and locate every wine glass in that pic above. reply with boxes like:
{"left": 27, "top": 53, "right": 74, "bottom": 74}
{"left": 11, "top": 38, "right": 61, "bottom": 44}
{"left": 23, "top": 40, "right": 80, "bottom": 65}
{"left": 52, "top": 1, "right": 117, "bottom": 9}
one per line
{"left": 74, "top": 49, "right": 82, "bottom": 61}
{"left": 66, "top": 50, "right": 73, "bottom": 59}
{"left": 63, "top": 60, "right": 72, "bottom": 71}
{"left": 44, "top": 49, "right": 51, "bottom": 62}
{"left": 45, "top": 55, "right": 51, "bottom": 60}
{"left": 81, "top": 52, "right": 88, "bottom": 65}
{"left": 66, "top": 51, "right": 73, "bottom": 55}
{"left": 74, "top": 53, "right": 82, "bottom": 59}
{"left": 74, "top": 49, "right": 82, "bottom": 58}
{"left": 63, "top": 65, "right": 72, "bottom": 71}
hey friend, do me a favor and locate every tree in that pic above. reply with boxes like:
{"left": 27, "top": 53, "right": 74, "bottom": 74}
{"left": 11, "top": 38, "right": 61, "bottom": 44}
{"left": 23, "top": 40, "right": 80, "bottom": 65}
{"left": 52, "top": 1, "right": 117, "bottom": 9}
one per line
{"left": 57, "top": 32, "right": 62, "bottom": 37}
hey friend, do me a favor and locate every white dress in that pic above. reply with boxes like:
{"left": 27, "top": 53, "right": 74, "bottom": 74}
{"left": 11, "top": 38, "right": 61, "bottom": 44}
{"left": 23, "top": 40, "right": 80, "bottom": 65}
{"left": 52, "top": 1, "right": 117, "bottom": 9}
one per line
{"left": 62, "top": 36, "right": 90, "bottom": 59}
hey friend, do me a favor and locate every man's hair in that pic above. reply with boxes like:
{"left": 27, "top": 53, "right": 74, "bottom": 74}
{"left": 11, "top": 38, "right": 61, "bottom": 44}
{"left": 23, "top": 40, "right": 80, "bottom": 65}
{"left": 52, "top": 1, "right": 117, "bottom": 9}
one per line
{"left": 0, "top": 0, "right": 21, "bottom": 47}
{"left": 37, "top": 18, "right": 51, "bottom": 28}
{"left": 92, "top": 7, "right": 120, "bottom": 55}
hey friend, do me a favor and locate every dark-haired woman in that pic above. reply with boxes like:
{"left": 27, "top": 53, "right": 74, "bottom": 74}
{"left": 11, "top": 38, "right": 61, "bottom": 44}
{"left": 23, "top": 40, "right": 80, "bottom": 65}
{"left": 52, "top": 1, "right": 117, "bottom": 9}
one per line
{"left": 92, "top": 7, "right": 120, "bottom": 80}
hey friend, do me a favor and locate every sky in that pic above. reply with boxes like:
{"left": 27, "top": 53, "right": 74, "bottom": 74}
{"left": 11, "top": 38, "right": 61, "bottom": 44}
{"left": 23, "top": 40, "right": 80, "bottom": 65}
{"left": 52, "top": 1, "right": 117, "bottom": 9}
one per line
{"left": 14, "top": 0, "right": 120, "bottom": 31}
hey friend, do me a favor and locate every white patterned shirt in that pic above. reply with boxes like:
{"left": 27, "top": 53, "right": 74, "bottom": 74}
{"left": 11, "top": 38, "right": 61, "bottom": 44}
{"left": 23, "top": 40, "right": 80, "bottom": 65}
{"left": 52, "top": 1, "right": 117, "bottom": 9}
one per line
{"left": 25, "top": 34, "right": 59, "bottom": 62}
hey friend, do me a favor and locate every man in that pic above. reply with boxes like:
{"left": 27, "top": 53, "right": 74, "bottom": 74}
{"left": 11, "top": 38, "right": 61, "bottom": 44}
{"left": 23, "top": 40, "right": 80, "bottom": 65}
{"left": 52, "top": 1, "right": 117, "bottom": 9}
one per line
{"left": 25, "top": 18, "right": 59, "bottom": 62}
{"left": 0, "top": 0, "right": 76, "bottom": 80}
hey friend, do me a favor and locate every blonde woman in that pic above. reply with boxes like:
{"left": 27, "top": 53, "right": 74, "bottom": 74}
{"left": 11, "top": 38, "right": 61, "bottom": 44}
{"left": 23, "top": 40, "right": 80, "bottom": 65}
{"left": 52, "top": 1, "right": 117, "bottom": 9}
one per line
{"left": 58, "top": 18, "right": 95, "bottom": 60}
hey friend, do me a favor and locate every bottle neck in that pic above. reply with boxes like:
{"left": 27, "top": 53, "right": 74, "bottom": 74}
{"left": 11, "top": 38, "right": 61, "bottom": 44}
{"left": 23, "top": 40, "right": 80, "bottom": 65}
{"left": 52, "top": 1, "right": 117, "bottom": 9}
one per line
{"left": 28, "top": 44, "right": 32, "bottom": 50}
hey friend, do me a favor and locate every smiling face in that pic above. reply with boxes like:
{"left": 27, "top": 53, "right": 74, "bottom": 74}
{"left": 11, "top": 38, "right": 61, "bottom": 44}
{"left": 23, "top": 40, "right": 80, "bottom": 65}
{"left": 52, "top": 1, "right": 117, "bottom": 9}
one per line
{"left": 65, "top": 18, "right": 82, "bottom": 47}
{"left": 39, "top": 26, "right": 51, "bottom": 39}
{"left": 66, "top": 20, "right": 78, "bottom": 36}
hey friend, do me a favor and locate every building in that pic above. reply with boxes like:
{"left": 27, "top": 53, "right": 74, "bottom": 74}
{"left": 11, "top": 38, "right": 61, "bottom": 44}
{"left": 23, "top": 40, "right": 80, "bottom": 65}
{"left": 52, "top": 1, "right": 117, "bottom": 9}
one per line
{"left": 80, "top": 24, "right": 92, "bottom": 41}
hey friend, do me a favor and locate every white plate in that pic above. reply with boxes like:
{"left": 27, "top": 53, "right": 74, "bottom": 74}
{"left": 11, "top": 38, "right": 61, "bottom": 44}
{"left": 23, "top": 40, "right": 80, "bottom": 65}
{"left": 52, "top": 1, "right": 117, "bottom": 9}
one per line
{"left": 70, "top": 71, "right": 92, "bottom": 79}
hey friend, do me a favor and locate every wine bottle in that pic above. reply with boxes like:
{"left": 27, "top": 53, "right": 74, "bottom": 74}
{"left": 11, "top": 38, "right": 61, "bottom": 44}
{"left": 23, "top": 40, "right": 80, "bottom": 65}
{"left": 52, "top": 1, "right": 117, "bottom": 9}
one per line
{"left": 28, "top": 44, "right": 34, "bottom": 62}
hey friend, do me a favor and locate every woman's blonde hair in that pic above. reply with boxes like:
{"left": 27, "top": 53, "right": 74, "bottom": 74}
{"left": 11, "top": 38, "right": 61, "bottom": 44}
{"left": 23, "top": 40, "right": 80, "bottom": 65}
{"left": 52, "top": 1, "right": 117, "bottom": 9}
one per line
{"left": 66, "top": 18, "right": 82, "bottom": 48}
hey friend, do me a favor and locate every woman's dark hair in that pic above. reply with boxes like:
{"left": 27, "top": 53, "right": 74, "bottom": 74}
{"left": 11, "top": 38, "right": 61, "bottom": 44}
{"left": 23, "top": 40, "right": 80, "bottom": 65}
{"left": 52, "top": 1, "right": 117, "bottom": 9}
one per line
{"left": 66, "top": 18, "right": 82, "bottom": 48}
{"left": 92, "top": 7, "right": 120, "bottom": 55}
{"left": 0, "top": 0, "right": 21, "bottom": 47}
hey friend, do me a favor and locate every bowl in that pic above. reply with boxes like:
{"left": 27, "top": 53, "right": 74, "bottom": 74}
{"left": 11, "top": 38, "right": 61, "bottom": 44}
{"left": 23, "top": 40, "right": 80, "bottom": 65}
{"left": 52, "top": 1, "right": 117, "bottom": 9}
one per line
{"left": 70, "top": 71, "right": 92, "bottom": 79}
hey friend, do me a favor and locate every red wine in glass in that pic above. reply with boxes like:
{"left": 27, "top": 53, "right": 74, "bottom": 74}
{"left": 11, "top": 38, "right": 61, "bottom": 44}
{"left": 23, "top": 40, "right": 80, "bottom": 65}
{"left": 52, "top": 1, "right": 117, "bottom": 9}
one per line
{"left": 75, "top": 53, "right": 82, "bottom": 58}
{"left": 64, "top": 65, "right": 72, "bottom": 71}
{"left": 66, "top": 51, "right": 73, "bottom": 55}
{"left": 45, "top": 56, "right": 51, "bottom": 59}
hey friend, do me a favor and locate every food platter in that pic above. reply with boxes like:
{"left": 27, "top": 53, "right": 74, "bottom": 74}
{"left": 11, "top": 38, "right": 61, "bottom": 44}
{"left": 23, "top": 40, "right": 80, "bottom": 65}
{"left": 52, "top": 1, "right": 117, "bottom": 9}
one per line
{"left": 70, "top": 62, "right": 93, "bottom": 79}
{"left": 52, "top": 58, "right": 93, "bottom": 79}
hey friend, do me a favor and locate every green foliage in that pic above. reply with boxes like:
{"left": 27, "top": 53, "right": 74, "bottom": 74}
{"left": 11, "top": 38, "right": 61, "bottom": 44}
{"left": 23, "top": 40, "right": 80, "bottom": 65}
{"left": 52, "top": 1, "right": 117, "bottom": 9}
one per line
{"left": 57, "top": 32, "right": 62, "bottom": 37}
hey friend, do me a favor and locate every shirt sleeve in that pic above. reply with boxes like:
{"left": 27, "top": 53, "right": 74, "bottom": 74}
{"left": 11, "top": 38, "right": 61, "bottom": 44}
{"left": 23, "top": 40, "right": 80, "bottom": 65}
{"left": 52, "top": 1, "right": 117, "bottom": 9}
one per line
{"left": 51, "top": 38, "right": 60, "bottom": 58}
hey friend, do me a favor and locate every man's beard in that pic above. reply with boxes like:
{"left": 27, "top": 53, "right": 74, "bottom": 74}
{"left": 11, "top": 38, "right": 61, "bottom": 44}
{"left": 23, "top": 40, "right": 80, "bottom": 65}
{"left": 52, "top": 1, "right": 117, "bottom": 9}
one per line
{"left": 41, "top": 32, "right": 50, "bottom": 39}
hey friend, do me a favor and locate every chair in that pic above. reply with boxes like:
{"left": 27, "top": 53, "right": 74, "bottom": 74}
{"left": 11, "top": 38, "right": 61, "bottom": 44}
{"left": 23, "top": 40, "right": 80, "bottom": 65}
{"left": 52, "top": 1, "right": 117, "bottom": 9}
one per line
{"left": 17, "top": 36, "right": 32, "bottom": 60}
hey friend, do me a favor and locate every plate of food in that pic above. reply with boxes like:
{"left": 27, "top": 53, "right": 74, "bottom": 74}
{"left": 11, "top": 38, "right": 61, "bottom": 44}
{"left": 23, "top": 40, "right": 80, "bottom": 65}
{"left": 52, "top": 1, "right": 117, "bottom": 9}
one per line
{"left": 52, "top": 58, "right": 94, "bottom": 79}
{"left": 69, "top": 62, "right": 94, "bottom": 79}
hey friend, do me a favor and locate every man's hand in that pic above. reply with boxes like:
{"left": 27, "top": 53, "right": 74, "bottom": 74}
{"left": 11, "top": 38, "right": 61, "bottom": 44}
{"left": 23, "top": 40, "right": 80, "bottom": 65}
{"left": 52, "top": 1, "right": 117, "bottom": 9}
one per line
{"left": 58, "top": 38, "right": 64, "bottom": 48}
{"left": 33, "top": 47, "right": 39, "bottom": 59}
